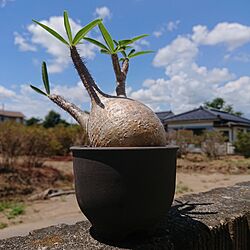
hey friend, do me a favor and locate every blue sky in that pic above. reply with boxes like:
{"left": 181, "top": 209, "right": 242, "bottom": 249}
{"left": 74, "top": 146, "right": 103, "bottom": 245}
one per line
{"left": 1, "top": 0, "right": 250, "bottom": 120}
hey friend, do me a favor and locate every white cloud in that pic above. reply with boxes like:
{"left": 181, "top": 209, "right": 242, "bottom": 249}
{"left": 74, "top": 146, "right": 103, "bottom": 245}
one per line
{"left": 133, "top": 38, "right": 150, "bottom": 51}
{"left": 94, "top": 6, "right": 111, "bottom": 21}
{"left": 153, "top": 20, "right": 180, "bottom": 38}
{"left": 192, "top": 22, "right": 250, "bottom": 50}
{"left": 15, "top": 16, "right": 97, "bottom": 73}
{"left": 0, "top": 85, "right": 16, "bottom": 98}
{"left": 0, "top": 0, "right": 14, "bottom": 8}
{"left": 167, "top": 20, "right": 180, "bottom": 31}
{"left": 0, "top": 82, "right": 90, "bottom": 121}
{"left": 224, "top": 52, "right": 250, "bottom": 63}
{"left": 130, "top": 23, "right": 250, "bottom": 118}
{"left": 14, "top": 32, "right": 37, "bottom": 52}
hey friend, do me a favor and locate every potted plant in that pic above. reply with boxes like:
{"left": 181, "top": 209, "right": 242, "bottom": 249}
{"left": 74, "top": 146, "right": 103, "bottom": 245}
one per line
{"left": 31, "top": 11, "right": 178, "bottom": 241}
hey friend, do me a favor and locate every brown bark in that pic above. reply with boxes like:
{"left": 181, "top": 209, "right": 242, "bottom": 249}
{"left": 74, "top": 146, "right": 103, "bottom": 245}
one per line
{"left": 49, "top": 94, "right": 89, "bottom": 130}
{"left": 111, "top": 54, "right": 127, "bottom": 97}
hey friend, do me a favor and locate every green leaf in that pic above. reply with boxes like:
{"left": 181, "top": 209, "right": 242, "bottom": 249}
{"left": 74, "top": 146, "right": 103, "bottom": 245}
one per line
{"left": 119, "top": 39, "right": 133, "bottom": 46}
{"left": 30, "top": 85, "right": 47, "bottom": 96}
{"left": 113, "top": 40, "right": 119, "bottom": 46}
{"left": 128, "top": 50, "right": 154, "bottom": 58}
{"left": 128, "top": 49, "right": 135, "bottom": 57}
{"left": 42, "top": 62, "right": 50, "bottom": 95}
{"left": 98, "top": 22, "right": 114, "bottom": 53}
{"left": 100, "top": 49, "right": 111, "bottom": 55}
{"left": 63, "top": 11, "right": 73, "bottom": 44}
{"left": 120, "top": 50, "right": 127, "bottom": 58}
{"left": 131, "top": 34, "right": 149, "bottom": 42}
{"left": 32, "top": 19, "right": 69, "bottom": 46}
{"left": 84, "top": 37, "right": 110, "bottom": 51}
{"left": 72, "top": 19, "right": 102, "bottom": 46}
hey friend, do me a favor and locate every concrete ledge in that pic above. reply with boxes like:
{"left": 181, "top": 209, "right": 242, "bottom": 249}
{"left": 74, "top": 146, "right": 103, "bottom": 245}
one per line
{"left": 0, "top": 182, "right": 249, "bottom": 250}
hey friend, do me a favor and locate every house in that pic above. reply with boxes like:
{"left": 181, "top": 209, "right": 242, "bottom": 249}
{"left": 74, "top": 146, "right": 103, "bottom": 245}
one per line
{"left": 163, "top": 106, "right": 250, "bottom": 142}
{"left": 155, "top": 111, "right": 174, "bottom": 129}
{"left": 0, "top": 110, "right": 25, "bottom": 123}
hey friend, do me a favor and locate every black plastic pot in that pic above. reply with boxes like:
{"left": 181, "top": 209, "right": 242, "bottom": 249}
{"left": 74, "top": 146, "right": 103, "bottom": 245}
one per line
{"left": 71, "top": 146, "right": 178, "bottom": 241}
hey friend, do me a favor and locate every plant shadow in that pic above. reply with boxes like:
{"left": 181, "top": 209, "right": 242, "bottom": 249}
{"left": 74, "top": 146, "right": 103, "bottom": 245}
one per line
{"left": 90, "top": 200, "right": 219, "bottom": 249}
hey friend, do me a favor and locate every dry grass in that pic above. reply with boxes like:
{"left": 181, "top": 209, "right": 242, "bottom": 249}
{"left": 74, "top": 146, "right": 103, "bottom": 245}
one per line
{"left": 177, "top": 154, "right": 250, "bottom": 174}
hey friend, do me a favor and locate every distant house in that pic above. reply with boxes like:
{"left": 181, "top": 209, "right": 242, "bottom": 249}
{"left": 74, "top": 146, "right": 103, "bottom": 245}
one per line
{"left": 163, "top": 106, "right": 250, "bottom": 142}
{"left": 155, "top": 111, "right": 174, "bottom": 129}
{"left": 0, "top": 110, "right": 25, "bottom": 123}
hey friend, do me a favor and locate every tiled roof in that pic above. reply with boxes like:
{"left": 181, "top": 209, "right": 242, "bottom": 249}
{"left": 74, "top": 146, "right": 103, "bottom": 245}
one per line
{"left": 0, "top": 110, "right": 24, "bottom": 118}
{"left": 164, "top": 106, "right": 250, "bottom": 125}
{"left": 155, "top": 111, "right": 174, "bottom": 122}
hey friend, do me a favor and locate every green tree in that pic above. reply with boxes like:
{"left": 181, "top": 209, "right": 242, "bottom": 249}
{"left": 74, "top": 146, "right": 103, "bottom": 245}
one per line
{"left": 204, "top": 97, "right": 243, "bottom": 117}
{"left": 26, "top": 117, "right": 41, "bottom": 126}
{"left": 43, "top": 110, "right": 69, "bottom": 128}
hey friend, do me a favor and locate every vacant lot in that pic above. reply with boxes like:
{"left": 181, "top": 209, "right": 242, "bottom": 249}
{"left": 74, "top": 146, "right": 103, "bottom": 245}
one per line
{"left": 0, "top": 154, "right": 249, "bottom": 239}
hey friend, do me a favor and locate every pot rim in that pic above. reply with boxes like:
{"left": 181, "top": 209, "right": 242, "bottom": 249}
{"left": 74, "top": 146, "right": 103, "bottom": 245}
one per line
{"left": 71, "top": 145, "right": 179, "bottom": 151}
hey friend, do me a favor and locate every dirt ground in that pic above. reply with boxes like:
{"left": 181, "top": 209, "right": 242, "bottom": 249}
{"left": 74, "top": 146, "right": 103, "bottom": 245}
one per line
{"left": 0, "top": 155, "right": 249, "bottom": 239}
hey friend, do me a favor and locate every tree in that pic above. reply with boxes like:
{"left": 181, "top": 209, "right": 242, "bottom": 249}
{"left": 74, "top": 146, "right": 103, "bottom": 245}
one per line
{"left": 26, "top": 117, "right": 41, "bottom": 126}
{"left": 43, "top": 110, "right": 69, "bottom": 128}
{"left": 204, "top": 97, "right": 243, "bottom": 116}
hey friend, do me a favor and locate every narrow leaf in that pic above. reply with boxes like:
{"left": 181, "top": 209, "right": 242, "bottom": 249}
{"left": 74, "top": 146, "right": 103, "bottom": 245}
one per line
{"left": 128, "top": 49, "right": 136, "bottom": 57}
{"left": 72, "top": 19, "right": 101, "bottom": 45}
{"left": 84, "top": 37, "right": 109, "bottom": 51}
{"left": 64, "top": 11, "right": 73, "bottom": 44}
{"left": 32, "top": 19, "right": 69, "bottom": 46}
{"left": 30, "top": 85, "right": 47, "bottom": 96}
{"left": 131, "top": 34, "right": 149, "bottom": 42}
{"left": 98, "top": 22, "right": 114, "bottom": 52}
{"left": 128, "top": 50, "right": 154, "bottom": 58}
{"left": 120, "top": 50, "right": 127, "bottom": 58}
{"left": 119, "top": 39, "right": 133, "bottom": 46}
{"left": 113, "top": 40, "right": 119, "bottom": 46}
{"left": 42, "top": 62, "right": 50, "bottom": 94}
{"left": 100, "top": 49, "right": 111, "bottom": 55}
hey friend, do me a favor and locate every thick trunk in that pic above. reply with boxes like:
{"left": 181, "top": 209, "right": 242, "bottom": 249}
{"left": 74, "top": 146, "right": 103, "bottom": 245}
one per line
{"left": 49, "top": 94, "right": 89, "bottom": 130}
{"left": 111, "top": 54, "right": 127, "bottom": 97}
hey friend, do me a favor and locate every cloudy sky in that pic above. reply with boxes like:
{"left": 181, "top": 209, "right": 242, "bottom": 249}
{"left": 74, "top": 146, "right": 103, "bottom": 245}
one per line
{"left": 1, "top": 0, "right": 250, "bottom": 121}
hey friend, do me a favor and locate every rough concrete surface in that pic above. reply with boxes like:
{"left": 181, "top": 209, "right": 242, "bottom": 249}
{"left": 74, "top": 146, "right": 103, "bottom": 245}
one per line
{"left": 0, "top": 182, "right": 249, "bottom": 250}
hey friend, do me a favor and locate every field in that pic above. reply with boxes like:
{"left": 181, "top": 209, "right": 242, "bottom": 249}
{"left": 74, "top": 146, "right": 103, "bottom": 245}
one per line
{"left": 0, "top": 153, "right": 249, "bottom": 239}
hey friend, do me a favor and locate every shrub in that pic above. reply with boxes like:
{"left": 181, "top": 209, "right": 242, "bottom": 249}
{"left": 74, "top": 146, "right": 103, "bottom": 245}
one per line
{"left": 0, "top": 122, "right": 24, "bottom": 171}
{"left": 234, "top": 132, "right": 250, "bottom": 158}
{"left": 201, "top": 131, "right": 226, "bottom": 159}
{"left": 22, "top": 125, "right": 52, "bottom": 168}
{"left": 166, "top": 130, "right": 194, "bottom": 157}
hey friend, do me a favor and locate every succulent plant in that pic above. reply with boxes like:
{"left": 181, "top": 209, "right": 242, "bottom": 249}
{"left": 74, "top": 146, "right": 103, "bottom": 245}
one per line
{"left": 30, "top": 11, "right": 166, "bottom": 147}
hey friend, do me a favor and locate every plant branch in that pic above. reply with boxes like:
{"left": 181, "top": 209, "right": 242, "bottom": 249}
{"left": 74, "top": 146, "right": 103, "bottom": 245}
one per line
{"left": 121, "top": 58, "right": 129, "bottom": 79}
{"left": 49, "top": 94, "right": 89, "bottom": 130}
{"left": 111, "top": 54, "right": 127, "bottom": 97}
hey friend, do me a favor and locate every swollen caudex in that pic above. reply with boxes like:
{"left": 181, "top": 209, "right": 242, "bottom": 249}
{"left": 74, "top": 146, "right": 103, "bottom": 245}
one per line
{"left": 88, "top": 95, "right": 167, "bottom": 147}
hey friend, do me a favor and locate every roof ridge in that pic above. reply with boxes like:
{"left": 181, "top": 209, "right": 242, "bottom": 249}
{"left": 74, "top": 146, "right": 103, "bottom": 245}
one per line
{"left": 206, "top": 107, "right": 250, "bottom": 122}
{"left": 164, "top": 107, "right": 202, "bottom": 120}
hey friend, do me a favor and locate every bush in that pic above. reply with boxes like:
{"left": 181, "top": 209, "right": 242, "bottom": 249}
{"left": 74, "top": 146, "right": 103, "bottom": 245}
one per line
{"left": 22, "top": 126, "right": 52, "bottom": 168}
{"left": 0, "top": 122, "right": 24, "bottom": 171}
{"left": 48, "top": 124, "right": 89, "bottom": 156}
{"left": 201, "top": 131, "right": 226, "bottom": 159}
{"left": 234, "top": 132, "right": 250, "bottom": 158}
{"left": 0, "top": 121, "right": 88, "bottom": 170}
{"left": 166, "top": 130, "right": 194, "bottom": 157}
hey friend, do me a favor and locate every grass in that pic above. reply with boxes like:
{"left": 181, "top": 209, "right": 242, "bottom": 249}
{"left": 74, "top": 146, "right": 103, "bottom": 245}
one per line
{"left": 0, "top": 201, "right": 25, "bottom": 220}
{"left": 176, "top": 181, "right": 193, "bottom": 194}
{"left": 0, "top": 222, "right": 7, "bottom": 229}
